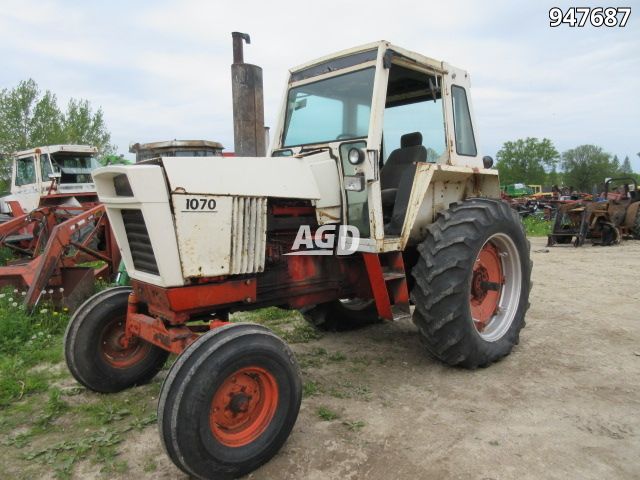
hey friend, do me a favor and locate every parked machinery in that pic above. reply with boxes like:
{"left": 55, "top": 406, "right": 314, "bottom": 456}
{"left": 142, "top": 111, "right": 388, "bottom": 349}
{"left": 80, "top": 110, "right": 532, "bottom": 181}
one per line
{"left": 548, "top": 177, "right": 640, "bottom": 247}
{"left": 65, "top": 37, "right": 532, "bottom": 479}
{"left": 0, "top": 145, "right": 119, "bottom": 308}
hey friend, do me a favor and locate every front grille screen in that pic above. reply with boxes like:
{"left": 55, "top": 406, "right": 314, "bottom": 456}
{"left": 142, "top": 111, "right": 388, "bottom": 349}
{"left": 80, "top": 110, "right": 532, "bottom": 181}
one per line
{"left": 121, "top": 209, "right": 159, "bottom": 275}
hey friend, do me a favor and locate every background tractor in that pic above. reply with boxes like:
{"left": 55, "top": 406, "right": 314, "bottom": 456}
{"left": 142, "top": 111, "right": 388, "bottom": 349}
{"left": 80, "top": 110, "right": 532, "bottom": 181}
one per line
{"left": 0, "top": 145, "right": 119, "bottom": 308}
{"left": 548, "top": 177, "right": 640, "bottom": 247}
{"left": 65, "top": 36, "right": 532, "bottom": 479}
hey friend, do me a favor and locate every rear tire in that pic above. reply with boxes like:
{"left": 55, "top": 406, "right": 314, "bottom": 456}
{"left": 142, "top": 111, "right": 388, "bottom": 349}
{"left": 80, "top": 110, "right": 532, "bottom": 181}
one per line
{"left": 64, "top": 287, "right": 169, "bottom": 393}
{"left": 302, "top": 298, "right": 380, "bottom": 331}
{"left": 411, "top": 198, "right": 532, "bottom": 368}
{"left": 158, "top": 323, "right": 302, "bottom": 480}
{"left": 632, "top": 207, "right": 640, "bottom": 240}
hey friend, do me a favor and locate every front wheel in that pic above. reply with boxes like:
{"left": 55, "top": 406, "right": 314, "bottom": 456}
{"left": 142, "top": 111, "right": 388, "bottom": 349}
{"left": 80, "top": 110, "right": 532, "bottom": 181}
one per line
{"left": 158, "top": 323, "right": 302, "bottom": 480}
{"left": 411, "top": 198, "right": 532, "bottom": 368}
{"left": 64, "top": 287, "right": 169, "bottom": 393}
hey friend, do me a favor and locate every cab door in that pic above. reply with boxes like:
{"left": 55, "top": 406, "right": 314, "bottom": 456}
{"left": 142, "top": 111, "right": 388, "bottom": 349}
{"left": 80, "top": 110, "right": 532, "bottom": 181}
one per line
{"left": 12, "top": 155, "right": 41, "bottom": 212}
{"left": 38, "top": 152, "right": 54, "bottom": 195}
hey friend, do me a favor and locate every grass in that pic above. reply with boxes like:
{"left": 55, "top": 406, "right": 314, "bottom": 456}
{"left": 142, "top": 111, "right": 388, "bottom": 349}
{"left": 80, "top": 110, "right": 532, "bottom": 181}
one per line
{"left": 522, "top": 215, "right": 552, "bottom": 237}
{"left": 316, "top": 406, "right": 340, "bottom": 421}
{"left": 232, "top": 307, "right": 322, "bottom": 344}
{"left": 0, "top": 281, "right": 329, "bottom": 478}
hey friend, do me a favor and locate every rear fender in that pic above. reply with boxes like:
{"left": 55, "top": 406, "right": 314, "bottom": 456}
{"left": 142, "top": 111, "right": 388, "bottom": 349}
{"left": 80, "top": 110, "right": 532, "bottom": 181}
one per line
{"left": 401, "top": 164, "right": 500, "bottom": 248}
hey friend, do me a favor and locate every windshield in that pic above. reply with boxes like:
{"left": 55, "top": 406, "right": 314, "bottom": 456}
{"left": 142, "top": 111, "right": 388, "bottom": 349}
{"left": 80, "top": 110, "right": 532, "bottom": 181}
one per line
{"left": 51, "top": 153, "right": 99, "bottom": 183}
{"left": 283, "top": 68, "right": 375, "bottom": 147}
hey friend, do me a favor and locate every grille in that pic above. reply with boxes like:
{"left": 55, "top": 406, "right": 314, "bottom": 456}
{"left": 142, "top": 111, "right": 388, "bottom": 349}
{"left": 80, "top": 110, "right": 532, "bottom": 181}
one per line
{"left": 121, "top": 209, "right": 159, "bottom": 275}
{"left": 230, "top": 197, "right": 267, "bottom": 274}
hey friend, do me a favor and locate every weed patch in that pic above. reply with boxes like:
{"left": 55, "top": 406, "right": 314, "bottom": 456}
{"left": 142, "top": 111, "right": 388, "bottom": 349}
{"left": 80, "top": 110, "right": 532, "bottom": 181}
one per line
{"left": 522, "top": 215, "right": 552, "bottom": 237}
{"left": 316, "top": 406, "right": 339, "bottom": 421}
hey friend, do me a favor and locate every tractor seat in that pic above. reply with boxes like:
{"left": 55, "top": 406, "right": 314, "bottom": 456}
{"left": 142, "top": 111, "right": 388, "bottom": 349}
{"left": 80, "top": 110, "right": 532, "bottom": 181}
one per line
{"left": 380, "top": 132, "right": 427, "bottom": 209}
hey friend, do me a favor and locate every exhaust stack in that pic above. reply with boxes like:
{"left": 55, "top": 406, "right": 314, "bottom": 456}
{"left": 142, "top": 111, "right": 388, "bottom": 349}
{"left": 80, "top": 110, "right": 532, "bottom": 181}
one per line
{"left": 231, "top": 32, "right": 266, "bottom": 157}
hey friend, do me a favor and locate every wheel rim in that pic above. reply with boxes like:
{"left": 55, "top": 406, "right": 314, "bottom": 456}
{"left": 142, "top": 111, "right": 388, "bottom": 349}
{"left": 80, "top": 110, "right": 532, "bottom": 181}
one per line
{"left": 99, "top": 315, "right": 150, "bottom": 368}
{"left": 470, "top": 233, "right": 522, "bottom": 342}
{"left": 209, "top": 366, "right": 279, "bottom": 448}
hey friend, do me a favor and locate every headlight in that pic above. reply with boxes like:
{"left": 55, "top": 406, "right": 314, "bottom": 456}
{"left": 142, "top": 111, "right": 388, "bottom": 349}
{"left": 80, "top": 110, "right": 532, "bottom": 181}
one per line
{"left": 347, "top": 148, "right": 364, "bottom": 165}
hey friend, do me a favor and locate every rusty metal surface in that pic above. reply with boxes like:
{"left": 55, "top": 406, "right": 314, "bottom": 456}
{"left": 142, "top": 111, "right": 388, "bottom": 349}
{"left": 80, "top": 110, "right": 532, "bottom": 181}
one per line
{"left": 129, "top": 140, "right": 224, "bottom": 153}
{"left": 231, "top": 32, "right": 266, "bottom": 157}
{"left": 0, "top": 204, "right": 120, "bottom": 309}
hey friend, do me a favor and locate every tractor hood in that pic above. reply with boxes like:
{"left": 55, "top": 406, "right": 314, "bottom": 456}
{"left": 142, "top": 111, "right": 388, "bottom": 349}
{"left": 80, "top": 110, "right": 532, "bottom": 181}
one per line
{"left": 159, "top": 156, "right": 321, "bottom": 199}
{"left": 92, "top": 155, "right": 335, "bottom": 288}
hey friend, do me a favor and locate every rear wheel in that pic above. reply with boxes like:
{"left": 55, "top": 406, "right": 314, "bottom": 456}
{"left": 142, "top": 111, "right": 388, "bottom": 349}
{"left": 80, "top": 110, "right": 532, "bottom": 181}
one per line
{"left": 411, "top": 198, "right": 532, "bottom": 368}
{"left": 158, "top": 323, "right": 301, "bottom": 480}
{"left": 64, "top": 287, "right": 169, "bottom": 393}
{"left": 302, "top": 298, "right": 380, "bottom": 331}
{"left": 631, "top": 207, "right": 640, "bottom": 239}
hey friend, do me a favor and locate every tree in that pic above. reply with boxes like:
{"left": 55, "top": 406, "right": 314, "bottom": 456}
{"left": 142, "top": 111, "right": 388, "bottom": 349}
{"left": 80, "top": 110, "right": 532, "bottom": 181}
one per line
{"left": 495, "top": 137, "right": 559, "bottom": 185}
{"left": 611, "top": 155, "right": 620, "bottom": 175}
{"left": 63, "top": 99, "right": 113, "bottom": 154}
{"left": 561, "top": 145, "right": 617, "bottom": 192}
{"left": 620, "top": 156, "right": 633, "bottom": 175}
{"left": 100, "top": 154, "right": 131, "bottom": 166}
{"left": 0, "top": 80, "right": 65, "bottom": 154}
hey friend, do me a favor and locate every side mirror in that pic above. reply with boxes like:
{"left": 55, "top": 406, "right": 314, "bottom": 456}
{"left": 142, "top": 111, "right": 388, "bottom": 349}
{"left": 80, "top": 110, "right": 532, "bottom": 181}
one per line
{"left": 48, "top": 172, "right": 62, "bottom": 180}
{"left": 482, "top": 156, "right": 494, "bottom": 169}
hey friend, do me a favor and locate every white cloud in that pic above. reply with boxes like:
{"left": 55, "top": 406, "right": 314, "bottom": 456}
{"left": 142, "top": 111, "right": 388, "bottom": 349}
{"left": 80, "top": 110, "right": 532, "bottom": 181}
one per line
{"left": 0, "top": 0, "right": 638, "bottom": 168}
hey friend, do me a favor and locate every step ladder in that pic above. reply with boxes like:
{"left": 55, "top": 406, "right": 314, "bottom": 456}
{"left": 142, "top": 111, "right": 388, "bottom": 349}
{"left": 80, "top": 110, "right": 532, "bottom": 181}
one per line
{"left": 362, "top": 251, "right": 411, "bottom": 321}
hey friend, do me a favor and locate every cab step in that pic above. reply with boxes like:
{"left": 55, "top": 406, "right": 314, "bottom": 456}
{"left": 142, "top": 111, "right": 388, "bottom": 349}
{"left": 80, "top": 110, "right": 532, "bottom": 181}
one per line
{"left": 362, "top": 251, "right": 410, "bottom": 321}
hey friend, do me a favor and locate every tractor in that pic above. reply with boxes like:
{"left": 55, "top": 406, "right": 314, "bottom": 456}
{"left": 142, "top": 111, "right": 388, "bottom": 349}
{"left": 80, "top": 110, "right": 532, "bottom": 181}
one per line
{"left": 65, "top": 38, "right": 532, "bottom": 479}
{"left": 0, "top": 145, "right": 119, "bottom": 308}
{"left": 548, "top": 177, "right": 640, "bottom": 247}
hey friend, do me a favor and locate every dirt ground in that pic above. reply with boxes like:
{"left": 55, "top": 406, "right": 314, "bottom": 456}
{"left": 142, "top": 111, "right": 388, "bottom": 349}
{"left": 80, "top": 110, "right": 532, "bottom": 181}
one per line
{"left": 106, "top": 236, "right": 639, "bottom": 480}
{"left": 10, "top": 236, "right": 640, "bottom": 480}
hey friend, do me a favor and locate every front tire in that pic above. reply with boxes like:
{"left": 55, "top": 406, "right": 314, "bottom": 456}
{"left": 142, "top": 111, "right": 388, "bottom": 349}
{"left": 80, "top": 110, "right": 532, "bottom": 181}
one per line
{"left": 64, "top": 287, "right": 169, "bottom": 393}
{"left": 158, "top": 323, "right": 302, "bottom": 480}
{"left": 411, "top": 198, "right": 532, "bottom": 369}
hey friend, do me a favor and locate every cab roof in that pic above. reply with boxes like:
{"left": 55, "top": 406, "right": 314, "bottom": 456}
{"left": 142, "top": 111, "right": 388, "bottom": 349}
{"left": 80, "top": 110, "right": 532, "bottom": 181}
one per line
{"left": 14, "top": 145, "right": 97, "bottom": 158}
{"left": 289, "top": 40, "right": 447, "bottom": 77}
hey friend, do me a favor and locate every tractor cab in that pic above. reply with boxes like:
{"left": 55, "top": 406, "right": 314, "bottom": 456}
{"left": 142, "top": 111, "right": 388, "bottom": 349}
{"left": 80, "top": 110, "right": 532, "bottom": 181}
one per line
{"left": 129, "top": 140, "right": 224, "bottom": 163}
{"left": 271, "top": 41, "right": 497, "bottom": 250}
{"left": 1, "top": 145, "right": 99, "bottom": 214}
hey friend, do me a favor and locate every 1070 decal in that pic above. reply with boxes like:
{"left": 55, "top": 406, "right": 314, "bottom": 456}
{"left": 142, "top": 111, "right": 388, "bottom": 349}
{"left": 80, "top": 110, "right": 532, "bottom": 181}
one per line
{"left": 549, "top": 7, "right": 631, "bottom": 27}
{"left": 183, "top": 197, "right": 217, "bottom": 211}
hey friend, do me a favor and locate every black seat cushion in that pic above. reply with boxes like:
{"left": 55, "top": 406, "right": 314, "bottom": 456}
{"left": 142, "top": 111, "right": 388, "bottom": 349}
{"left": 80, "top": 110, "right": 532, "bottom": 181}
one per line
{"left": 385, "top": 165, "right": 417, "bottom": 235}
{"left": 380, "top": 132, "right": 427, "bottom": 191}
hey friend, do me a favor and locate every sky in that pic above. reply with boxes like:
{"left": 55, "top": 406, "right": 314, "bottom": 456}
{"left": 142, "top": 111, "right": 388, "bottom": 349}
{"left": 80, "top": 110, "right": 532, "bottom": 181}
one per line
{"left": 0, "top": 0, "right": 638, "bottom": 169}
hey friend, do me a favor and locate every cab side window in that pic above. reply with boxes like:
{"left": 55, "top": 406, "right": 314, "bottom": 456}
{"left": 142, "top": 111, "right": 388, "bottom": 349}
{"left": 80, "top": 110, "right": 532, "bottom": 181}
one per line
{"left": 382, "top": 66, "right": 446, "bottom": 164}
{"left": 15, "top": 156, "right": 37, "bottom": 186}
{"left": 40, "top": 153, "right": 53, "bottom": 181}
{"left": 451, "top": 85, "right": 477, "bottom": 156}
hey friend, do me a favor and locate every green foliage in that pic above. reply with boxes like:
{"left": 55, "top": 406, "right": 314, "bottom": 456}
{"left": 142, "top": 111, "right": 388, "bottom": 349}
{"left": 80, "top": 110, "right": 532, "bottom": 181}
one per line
{"left": 316, "top": 406, "right": 339, "bottom": 421}
{"left": 522, "top": 216, "right": 552, "bottom": 237}
{"left": 496, "top": 137, "right": 559, "bottom": 185}
{"left": 342, "top": 420, "right": 365, "bottom": 431}
{"left": 99, "top": 154, "right": 131, "bottom": 166}
{"left": 561, "top": 144, "right": 618, "bottom": 192}
{"left": 620, "top": 156, "right": 633, "bottom": 175}
{"left": 232, "top": 307, "right": 322, "bottom": 343}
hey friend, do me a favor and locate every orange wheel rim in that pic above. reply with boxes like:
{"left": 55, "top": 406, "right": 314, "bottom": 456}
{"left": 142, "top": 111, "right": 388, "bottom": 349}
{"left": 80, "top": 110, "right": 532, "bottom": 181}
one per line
{"left": 470, "top": 242, "right": 503, "bottom": 332}
{"left": 99, "top": 315, "right": 150, "bottom": 368}
{"left": 209, "top": 366, "right": 279, "bottom": 447}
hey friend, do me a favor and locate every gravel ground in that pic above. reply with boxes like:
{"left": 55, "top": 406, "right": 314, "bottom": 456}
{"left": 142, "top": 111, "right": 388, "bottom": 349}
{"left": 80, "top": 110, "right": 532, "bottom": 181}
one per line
{"left": 109, "top": 236, "right": 640, "bottom": 480}
{"left": 15, "top": 236, "right": 633, "bottom": 480}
